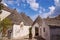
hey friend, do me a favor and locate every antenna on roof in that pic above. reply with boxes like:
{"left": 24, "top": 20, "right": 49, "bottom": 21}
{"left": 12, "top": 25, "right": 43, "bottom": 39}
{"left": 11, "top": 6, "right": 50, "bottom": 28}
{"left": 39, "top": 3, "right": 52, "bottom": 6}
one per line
{"left": 14, "top": 8, "right": 16, "bottom": 10}
{"left": 38, "top": 13, "right": 40, "bottom": 17}
{"left": 14, "top": 8, "right": 17, "bottom": 12}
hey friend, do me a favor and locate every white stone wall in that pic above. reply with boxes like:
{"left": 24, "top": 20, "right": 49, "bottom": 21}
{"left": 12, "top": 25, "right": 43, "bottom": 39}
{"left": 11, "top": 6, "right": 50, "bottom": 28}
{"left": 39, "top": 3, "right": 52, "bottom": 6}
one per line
{"left": 12, "top": 24, "right": 31, "bottom": 39}
{"left": 32, "top": 22, "right": 50, "bottom": 40}
{"left": 32, "top": 23, "right": 39, "bottom": 37}
{"left": 45, "top": 25, "right": 50, "bottom": 40}
{"left": 41, "top": 22, "right": 50, "bottom": 40}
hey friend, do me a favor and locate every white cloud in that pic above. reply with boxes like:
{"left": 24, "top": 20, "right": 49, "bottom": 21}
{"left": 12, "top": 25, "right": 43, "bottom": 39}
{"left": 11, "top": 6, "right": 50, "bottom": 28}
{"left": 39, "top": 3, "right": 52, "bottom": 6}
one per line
{"left": 39, "top": 6, "right": 55, "bottom": 18}
{"left": 2, "top": 0, "right": 39, "bottom": 11}
{"left": 1, "top": 0, "right": 8, "bottom": 6}
{"left": 39, "top": 0, "right": 60, "bottom": 18}
{"left": 26, "top": 0, "right": 39, "bottom": 11}
{"left": 48, "top": 0, "right": 60, "bottom": 17}
{"left": 27, "top": 0, "right": 36, "bottom": 3}
{"left": 45, "top": 6, "right": 55, "bottom": 18}
{"left": 2, "top": 0, "right": 15, "bottom": 6}
{"left": 46, "top": 0, "right": 60, "bottom": 18}
{"left": 54, "top": 0, "right": 59, "bottom": 3}
{"left": 39, "top": 10, "right": 42, "bottom": 13}
{"left": 17, "top": 3, "right": 19, "bottom": 6}
{"left": 7, "top": 1, "right": 15, "bottom": 4}
{"left": 30, "top": 0, "right": 60, "bottom": 19}
{"left": 30, "top": 2, "right": 39, "bottom": 11}
{"left": 49, "top": 6, "right": 55, "bottom": 13}
{"left": 54, "top": 0, "right": 60, "bottom": 6}
{"left": 39, "top": 7, "right": 46, "bottom": 13}
{"left": 3, "top": 0, "right": 21, "bottom": 6}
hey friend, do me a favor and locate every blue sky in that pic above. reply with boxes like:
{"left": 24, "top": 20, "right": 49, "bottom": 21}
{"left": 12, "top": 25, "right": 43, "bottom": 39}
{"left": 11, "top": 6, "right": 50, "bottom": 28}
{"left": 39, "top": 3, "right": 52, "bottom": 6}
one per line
{"left": 2, "top": 0, "right": 60, "bottom": 20}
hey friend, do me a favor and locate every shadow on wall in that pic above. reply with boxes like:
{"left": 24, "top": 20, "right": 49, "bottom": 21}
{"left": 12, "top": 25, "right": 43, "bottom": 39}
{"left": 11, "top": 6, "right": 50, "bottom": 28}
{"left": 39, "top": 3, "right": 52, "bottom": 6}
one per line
{"left": 35, "top": 36, "right": 45, "bottom": 40}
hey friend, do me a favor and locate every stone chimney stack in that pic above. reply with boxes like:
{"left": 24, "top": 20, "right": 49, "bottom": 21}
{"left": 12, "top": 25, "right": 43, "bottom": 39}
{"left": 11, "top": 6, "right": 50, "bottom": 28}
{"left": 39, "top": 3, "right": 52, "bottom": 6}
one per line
{"left": 20, "top": 22, "right": 24, "bottom": 28}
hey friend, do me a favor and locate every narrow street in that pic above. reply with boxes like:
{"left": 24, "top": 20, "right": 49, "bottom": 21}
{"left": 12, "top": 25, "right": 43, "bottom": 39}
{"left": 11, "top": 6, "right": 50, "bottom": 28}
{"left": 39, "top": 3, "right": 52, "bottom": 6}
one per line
{"left": 2, "top": 35, "right": 37, "bottom": 40}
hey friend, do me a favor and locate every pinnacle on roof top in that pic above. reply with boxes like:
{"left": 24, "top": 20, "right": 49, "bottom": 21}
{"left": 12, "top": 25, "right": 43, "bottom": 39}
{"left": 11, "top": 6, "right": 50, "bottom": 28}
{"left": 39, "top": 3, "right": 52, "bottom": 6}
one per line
{"left": 14, "top": 8, "right": 16, "bottom": 10}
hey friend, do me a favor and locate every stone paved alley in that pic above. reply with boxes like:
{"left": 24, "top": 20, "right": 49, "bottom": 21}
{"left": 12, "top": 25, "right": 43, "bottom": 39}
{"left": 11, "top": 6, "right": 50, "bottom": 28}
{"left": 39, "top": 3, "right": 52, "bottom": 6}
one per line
{"left": 1, "top": 35, "right": 36, "bottom": 40}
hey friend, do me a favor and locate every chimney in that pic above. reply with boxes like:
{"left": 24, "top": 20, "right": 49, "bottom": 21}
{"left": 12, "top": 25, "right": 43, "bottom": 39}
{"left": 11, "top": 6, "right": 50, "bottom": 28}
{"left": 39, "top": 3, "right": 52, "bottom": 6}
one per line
{"left": 20, "top": 22, "right": 24, "bottom": 28}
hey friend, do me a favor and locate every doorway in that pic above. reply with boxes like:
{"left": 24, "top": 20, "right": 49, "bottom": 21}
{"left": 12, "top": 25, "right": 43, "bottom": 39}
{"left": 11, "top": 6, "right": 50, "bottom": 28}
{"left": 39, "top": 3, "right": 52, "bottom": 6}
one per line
{"left": 35, "top": 27, "right": 39, "bottom": 37}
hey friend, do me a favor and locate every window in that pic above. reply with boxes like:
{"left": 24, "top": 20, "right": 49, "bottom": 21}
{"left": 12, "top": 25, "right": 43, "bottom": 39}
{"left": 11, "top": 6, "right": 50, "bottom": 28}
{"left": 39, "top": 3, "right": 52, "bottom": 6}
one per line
{"left": 43, "top": 28, "right": 45, "bottom": 32}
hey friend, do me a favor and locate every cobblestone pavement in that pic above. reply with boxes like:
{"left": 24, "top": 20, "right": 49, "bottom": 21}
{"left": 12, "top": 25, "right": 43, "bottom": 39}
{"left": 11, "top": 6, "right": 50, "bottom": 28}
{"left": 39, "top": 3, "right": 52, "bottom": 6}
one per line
{"left": 14, "top": 35, "right": 36, "bottom": 40}
{"left": 1, "top": 35, "right": 37, "bottom": 40}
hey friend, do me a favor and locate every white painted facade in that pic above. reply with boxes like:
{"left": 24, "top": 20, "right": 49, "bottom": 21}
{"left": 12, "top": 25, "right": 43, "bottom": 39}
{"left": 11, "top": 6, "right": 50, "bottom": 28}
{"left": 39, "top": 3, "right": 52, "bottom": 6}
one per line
{"left": 39, "top": 23, "right": 60, "bottom": 40}
{"left": 32, "top": 23, "right": 39, "bottom": 37}
{"left": 0, "top": 10, "right": 11, "bottom": 21}
{"left": 12, "top": 22, "right": 31, "bottom": 39}
{"left": 41, "top": 23, "right": 50, "bottom": 40}
{"left": 32, "top": 22, "right": 50, "bottom": 40}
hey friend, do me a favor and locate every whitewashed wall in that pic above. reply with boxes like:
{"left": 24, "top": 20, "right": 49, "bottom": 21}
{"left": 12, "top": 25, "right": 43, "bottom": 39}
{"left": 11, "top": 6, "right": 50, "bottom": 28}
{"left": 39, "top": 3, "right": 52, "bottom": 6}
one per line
{"left": 45, "top": 25, "right": 50, "bottom": 40}
{"left": 0, "top": 10, "right": 11, "bottom": 21}
{"left": 12, "top": 24, "right": 31, "bottom": 39}
{"left": 32, "top": 22, "right": 50, "bottom": 40}
{"left": 32, "top": 23, "right": 39, "bottom": 37}
{"left": 41, "top": 22, "right": 50, "bottom": 40}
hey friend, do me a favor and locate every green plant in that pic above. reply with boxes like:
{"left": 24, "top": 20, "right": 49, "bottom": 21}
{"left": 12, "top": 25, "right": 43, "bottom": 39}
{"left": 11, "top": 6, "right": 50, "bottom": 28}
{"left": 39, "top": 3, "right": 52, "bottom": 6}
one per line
{"left": 29, "top": 27, "right": 32, "bottom": 39}
{"left": 1, "top": 18, "right": 12, "bottom": 36}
